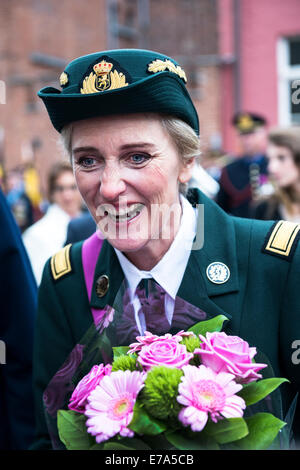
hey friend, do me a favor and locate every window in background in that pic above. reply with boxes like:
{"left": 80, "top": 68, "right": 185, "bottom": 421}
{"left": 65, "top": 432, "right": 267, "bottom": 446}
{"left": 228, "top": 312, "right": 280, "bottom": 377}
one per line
{"left": 277, "top": 36, "right": 300, "bottom": 125}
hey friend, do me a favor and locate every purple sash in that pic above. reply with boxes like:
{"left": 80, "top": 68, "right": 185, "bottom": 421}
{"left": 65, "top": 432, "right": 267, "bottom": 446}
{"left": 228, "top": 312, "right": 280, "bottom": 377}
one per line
{"left": 81, "top": 231, "right": 107, "bottom": 326}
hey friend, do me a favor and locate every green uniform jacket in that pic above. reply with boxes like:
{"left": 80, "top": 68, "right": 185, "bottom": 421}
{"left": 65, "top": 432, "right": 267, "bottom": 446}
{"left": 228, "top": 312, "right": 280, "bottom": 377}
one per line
{"left": 31, "top": 189, "right": 300, "bottom": 449}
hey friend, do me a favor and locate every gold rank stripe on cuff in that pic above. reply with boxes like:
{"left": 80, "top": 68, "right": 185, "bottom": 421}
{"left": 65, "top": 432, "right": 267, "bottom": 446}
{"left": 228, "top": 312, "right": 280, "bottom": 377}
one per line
{"left": 50, "top": 244, "right": 72, "bottom": 280}
{"left": 262, "top": 220, "right": 300, "bottom": 261}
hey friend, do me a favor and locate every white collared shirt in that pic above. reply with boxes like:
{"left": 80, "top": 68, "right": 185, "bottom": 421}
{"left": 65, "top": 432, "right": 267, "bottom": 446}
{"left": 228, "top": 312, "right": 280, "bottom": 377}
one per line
{"left": 114, "top": 195, "right": 197, "bottom": 334}
{"left": 23, "top": 204, "right": 72, "bottom": 285}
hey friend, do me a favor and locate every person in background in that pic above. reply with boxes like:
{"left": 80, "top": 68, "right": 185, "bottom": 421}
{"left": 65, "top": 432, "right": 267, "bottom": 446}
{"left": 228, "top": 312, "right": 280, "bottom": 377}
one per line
{"left": 23, "top": 161, "right": 82, "bottom": 284}
{"left": 252, "top": 127, "right": 300, "bottom": 222}
{"left": 5, "top": 168, "right": 34, "bottom": 232}
{"left": 0, "top": 163, "right": 4, "bottom": 189}
{"left": 216, "top": 112, "right": 271, "bottom": 218}
{"left": 65, "top": 210, "right": 96, "bottom": 245}
{"left": 0, "top": 187, "right": 37, "bottom": 449}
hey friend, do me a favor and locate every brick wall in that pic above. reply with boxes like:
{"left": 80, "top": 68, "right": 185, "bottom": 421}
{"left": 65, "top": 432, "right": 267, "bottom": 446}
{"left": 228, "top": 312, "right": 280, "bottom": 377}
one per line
{"left": 0, "top": 0, "right": 220, "bottom": 196}
{"left": 0, "top": 0, "right": 107, "bottom": 193}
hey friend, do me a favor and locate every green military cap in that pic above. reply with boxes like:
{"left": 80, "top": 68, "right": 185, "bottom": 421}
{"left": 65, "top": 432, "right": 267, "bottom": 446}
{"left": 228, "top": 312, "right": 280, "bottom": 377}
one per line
{"left": 232, "top": 112, "right": 266, "bottom": 135}
{"left": 38, "top": 49, "right": 199, "bottom": 135}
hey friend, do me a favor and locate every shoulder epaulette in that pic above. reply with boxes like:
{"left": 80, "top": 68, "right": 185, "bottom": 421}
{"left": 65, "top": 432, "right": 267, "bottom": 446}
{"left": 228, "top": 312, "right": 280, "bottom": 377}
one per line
{"left": 262, "top": 220, "right": 300, "bottom": 261}
{"left": 50, "top": 244, "right": 72, "bottom": 280}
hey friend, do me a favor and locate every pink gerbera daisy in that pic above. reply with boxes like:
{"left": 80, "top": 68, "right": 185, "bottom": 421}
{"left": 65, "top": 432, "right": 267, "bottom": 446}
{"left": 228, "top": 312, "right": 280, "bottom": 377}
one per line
{"left": 177, "top": 365, "right": 246, "bottom": 432}
{"left": 85, "top": 370, "right": 145, "bottom": 443}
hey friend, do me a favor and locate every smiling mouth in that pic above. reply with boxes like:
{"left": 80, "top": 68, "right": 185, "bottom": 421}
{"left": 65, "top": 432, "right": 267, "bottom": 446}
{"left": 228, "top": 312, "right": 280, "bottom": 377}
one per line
{"left": 104, "top": 203, "right": 144, "bottom": 223}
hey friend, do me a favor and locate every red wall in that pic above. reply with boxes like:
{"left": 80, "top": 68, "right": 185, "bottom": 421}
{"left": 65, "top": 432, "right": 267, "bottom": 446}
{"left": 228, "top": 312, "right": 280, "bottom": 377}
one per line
{"left": 219, "top": 0, "right": 300, "bottom": 153}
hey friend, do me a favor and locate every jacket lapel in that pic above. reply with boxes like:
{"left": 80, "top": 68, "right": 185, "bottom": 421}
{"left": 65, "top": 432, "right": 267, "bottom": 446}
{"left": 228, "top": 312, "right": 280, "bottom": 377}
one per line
{"left": 177, "top": 189, "right": 244, "bottom": 327}
{"left": 89, "top": 239, "right": 124, "bottom": 310}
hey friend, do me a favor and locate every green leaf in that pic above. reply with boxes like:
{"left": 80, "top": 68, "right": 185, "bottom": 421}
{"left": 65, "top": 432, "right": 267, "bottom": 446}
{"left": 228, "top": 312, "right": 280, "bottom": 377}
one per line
{"left": 204, "top": 417, "right": 249, "bottom": 444}
{"left": 187, "top": 315, "right": 229, "bottom": 336}
{"left": 89, "top": 443, "right": 105, "bottom": 450}
{"left": 129, "top": 401, "right": 167, "bottom": 435}
{"left": 57, "top": 409, "right": 93, "bottom": 450}
{"left": 142, "top": 434, "right": 175, "bottom": 450}
{"left": 91, "top": 437, "right": 151, "bottom": 450}
{"left": 234, "top": 413, "right": 286, "bottom": 450}
{"left": 103, "top": 441, "right": 136, "bottom": 450}
{"left": 165, "top": 430, "right": 219, "bottom": 450}
{"left": 238, "top": 378, "right": 289, "bottom": 406}
{"left": 112, "top": 346, "right": 130, "bottom": 359}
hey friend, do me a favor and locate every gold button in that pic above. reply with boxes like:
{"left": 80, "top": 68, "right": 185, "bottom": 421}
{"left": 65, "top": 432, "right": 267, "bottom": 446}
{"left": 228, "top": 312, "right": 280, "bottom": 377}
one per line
{"left": 96, "top": 275, "right": 109, "bottom": 298}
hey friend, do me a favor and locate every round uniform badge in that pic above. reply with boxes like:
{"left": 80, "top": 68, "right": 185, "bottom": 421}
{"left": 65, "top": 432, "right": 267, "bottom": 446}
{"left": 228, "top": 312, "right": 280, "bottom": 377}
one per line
{"left": 206, "top": 262, "right": 230, "bottom": 284}
{"left": 96, "top": 274, "right": 110, "bottom": 298}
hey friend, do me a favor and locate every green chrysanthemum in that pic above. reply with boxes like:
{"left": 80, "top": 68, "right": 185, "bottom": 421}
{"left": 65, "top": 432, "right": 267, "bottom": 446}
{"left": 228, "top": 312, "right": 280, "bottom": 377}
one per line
{"left": 179, "top": 334, "right": 201, "bottom": 353}
{"left": 111, "top": 354, "right": 139, "bottom": 372}
{"left": 141, "top": 366, "right": 183, "bottom": 421}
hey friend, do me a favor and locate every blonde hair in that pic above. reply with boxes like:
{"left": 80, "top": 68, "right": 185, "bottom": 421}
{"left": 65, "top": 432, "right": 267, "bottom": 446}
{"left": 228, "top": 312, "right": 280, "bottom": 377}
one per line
{"left": 59, "top": 114, "right": 201, "bottom": 194}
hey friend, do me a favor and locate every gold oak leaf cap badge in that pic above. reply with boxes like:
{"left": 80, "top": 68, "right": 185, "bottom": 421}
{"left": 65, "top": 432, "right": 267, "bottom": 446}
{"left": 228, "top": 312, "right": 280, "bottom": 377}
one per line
{"left": 147, "top": 59, "right": 187, "bottom": 83}
{"left": 59, "top": 72, "right": 69, "bottom": 87}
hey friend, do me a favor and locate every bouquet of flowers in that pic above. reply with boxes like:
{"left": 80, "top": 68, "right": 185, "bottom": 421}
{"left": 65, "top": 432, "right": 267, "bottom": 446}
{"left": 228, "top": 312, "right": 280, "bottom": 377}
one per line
{"left": 57, "top": 315, "right": 288, "bottom": 450}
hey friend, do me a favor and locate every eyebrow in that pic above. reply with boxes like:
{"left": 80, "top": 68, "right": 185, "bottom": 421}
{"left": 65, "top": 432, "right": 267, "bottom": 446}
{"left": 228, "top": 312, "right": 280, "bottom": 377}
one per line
{"left": 72, "top": 146, "right": 100, "bottom": 155}
{"left": 72, "top": 142, "right": 156, "bottom": 155}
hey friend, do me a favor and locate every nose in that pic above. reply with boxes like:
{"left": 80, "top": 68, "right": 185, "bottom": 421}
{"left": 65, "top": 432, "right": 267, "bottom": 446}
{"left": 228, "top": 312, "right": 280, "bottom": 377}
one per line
{"left": 267, "top": 159, "right": 279, "bottom": 177}
{"left": 99, "top": 162, "right": 126, "bottom": 201}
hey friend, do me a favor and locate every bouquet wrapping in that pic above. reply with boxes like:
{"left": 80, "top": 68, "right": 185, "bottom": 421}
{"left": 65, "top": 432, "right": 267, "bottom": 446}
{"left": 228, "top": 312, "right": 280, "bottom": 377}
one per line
{"left": 57, "top": 315, "right": 289, "bottom": 450}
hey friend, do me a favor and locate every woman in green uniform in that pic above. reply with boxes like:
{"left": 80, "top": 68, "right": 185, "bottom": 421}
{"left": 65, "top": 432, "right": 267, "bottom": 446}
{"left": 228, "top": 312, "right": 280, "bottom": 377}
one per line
{"left": 32, "top": 49, "right": 300, "bottom": 449}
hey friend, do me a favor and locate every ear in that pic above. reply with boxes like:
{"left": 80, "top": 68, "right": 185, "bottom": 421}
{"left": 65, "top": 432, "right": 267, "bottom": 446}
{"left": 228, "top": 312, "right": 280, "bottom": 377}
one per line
{"left": 178, "top": 157, "right": 195, "bottom": 184}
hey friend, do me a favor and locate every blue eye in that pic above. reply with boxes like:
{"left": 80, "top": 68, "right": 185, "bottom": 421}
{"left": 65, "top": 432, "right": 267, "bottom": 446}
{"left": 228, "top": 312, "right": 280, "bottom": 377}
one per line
{"left": 130, "top": 154, "right": 149, "bottom": 165}
{"left": 77, "top": 157, "right": 96, "bottom": 168}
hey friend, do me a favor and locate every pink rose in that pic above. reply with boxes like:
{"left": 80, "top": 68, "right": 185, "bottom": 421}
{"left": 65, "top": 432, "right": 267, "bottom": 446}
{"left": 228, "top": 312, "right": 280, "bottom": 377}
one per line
{"left": 68, "top": 363, "right": 112, "bottom": 413}
{"left": 137, "top": 335, "right": 193, "bottom": 370}
{"left": 128, "top": 330, "right": 192, "bottom": 355}
{"left": 128, "top": 331, "right": 163, "bottom": 354}
{"left": 194, "top": 332, "right": 267, "bottom": 384}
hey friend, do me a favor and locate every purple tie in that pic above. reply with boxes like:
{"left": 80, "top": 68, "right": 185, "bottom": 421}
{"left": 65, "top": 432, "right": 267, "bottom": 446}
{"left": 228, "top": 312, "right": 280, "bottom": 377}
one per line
{"left": 115, "top": 279, "right": 208, "bottom": 345}
{"left": 135, "top": 279, "right": 171, "bottom": 335}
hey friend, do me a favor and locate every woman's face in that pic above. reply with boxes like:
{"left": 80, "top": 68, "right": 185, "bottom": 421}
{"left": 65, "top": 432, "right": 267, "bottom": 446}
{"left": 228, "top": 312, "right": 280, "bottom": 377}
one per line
{"left": 71, "top": 114, "right": 193, "bottom": 267}
{"left": 266, "top": 143, "right": 300, "bottom": 189}
{"left": 52, "top": 170, "right": 82, "bottom": 217}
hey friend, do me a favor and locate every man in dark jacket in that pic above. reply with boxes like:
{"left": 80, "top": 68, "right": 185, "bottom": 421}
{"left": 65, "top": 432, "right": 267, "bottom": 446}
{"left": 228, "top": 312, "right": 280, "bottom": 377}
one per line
{"left": 216, "top": 112, "right": 270, "bottom": 218}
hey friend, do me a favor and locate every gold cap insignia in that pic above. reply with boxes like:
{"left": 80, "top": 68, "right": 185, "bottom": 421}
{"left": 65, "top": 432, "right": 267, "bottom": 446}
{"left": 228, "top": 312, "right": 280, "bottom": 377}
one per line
{"left": 148, "top": 59, "right": 187, "bottom": 83}
{"left": 237, "top": 114, "right": 254, "bottom": 132}
{"left": 59, "top": 72, "right": 69, "bottom": 87}
{"left": 80, "top": 59, "right": 129, "bottom": 94}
